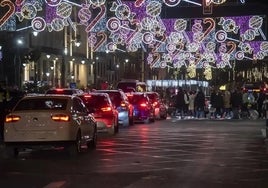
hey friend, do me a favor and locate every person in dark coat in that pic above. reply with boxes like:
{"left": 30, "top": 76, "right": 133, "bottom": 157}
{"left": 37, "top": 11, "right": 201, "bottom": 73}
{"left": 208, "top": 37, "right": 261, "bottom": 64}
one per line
{"left": 175, "top": 87, "right": 185, "bottom": 118}
{"left": 210, "top": 88, "right": 217, "bottom": 118}
{"left": 230, "top": 88, "right": 243, "bottom": 119}
{"left": 214, "top": 89, "right": 224, "bottom": 118}
{"left": 257, "top": 92, "right": 265, "bottom": 118}
{"left": 194, "top": 87, "right": 206, "bottom": 118}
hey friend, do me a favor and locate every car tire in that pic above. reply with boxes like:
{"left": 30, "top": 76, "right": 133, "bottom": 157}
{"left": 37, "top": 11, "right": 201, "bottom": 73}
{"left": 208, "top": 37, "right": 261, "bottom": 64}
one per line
{"left": 144, "top": 117, "right": 150, "bottom": 124}
{"left": 129, "top": 116, "right": 134, "bottom": 125}
{"left": 160, "top": 113, "right": 167, "bottom": 119}
{"left": 108, "top": 123, "right": 116, "bottom": 135}
{"left": 67, "top": 132, "right": 82, "bottom": 157}
{"left": 115, "top": 119, "right": 119, "bottom": 133}
{"left": 87, "top": 128, "right": 97, "bottom": 149}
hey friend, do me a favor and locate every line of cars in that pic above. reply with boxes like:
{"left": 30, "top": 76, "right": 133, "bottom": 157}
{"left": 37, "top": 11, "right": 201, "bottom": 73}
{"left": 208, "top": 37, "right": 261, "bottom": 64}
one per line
{"left": 2, "top": 88, "right": 168, "bottom": 158}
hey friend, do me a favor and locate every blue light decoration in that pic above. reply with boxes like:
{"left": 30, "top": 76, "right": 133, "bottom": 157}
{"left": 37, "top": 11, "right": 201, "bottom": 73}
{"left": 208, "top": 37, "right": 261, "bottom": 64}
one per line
{"left": 0, "top": 0, "right": 267, "bottom": 76}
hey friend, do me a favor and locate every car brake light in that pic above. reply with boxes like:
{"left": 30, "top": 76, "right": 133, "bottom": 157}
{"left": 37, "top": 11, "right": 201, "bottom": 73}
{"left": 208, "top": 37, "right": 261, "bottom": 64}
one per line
{"left": 101, "top": 106, "right": 112, "bottom": 112}
{"left": 84, "top": 95, "right": 92, "bottom": 98}
{"left": 153, "top": 101, "right": 158, "bottom": 107}
{"left": 121, "top": 102, "right": 126, "bottom": 107}
{"left": 5, "top": 115, "right": 21, "bottom": 123}
{"left": 51, "top": 114, "right": 70, "bottom": 122}
{"left": 126, "top": 93, "right": 133, "bottom": 97}
{"left": 56, "top": 88, "right": 63, "bottom": 91}
{"left": 140, "top": 103, "right": 147, "bottom": 107}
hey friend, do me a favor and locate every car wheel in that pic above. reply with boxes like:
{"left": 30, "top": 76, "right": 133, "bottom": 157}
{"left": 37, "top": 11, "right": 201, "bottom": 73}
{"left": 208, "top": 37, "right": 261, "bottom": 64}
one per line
{"left": 108, "top": 123, "right": 116, "bottom": 135}
{"left": 144, "top": 117, "right": 150, "bottom": 124}
{"left": 87, "top": 127, "right": 97, "bottom": 149}
{"left": 160, "top": 113, "right": 167, "bottom": 119}
{"left": 68, "top": 132, "right": 82, "bottom": 157}
{"left": 115, "top": 119, "right": 119, "bottom": 133}
{"left": 129, "top": 116, "right": 134, "bottom": 125}
{"left": 5, "top": 146, "right": 19, "bottom": 158}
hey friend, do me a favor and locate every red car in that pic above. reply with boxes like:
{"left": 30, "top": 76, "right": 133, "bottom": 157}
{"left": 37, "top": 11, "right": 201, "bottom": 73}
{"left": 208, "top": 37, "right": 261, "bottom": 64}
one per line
{"left": 146, "top": 91, "right": 168, "bottom": 120}
{"left": 78, "top": 93, "right": 119, "bottom": 135}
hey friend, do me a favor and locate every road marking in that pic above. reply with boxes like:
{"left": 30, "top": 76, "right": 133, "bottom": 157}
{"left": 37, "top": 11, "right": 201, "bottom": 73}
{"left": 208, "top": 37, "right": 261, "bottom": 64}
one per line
{"left": 43, "top": 181, "right": 66, "bottom": 188}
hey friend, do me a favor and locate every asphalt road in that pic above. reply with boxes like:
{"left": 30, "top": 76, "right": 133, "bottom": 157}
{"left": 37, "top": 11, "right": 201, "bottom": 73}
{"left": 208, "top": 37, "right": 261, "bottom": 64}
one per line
{"left": 0, "top": 118, "right": 268, "bottom": 188}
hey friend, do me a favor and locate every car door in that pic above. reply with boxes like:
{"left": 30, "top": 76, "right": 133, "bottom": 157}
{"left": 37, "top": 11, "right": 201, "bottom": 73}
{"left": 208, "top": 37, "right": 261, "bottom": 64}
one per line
{"left": 72, "top": 98, "right": 94, "bottom": 140}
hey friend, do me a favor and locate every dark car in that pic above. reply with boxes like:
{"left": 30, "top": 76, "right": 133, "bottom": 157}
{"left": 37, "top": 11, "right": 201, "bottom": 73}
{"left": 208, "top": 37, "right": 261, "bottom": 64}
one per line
{"left": 146, "top": 91, "right": 168, "bottom": 119}
{"left": 45, "top": 88, "right": 84, "bottom": 95}
{"left": 78, "top": 93, "right": 119, "bottom": 135}
{"left": 93, "top": 90, "right": 134, "bottom": 127}
{"left": 126, "top": 92, "right": 155, "bottom": 123}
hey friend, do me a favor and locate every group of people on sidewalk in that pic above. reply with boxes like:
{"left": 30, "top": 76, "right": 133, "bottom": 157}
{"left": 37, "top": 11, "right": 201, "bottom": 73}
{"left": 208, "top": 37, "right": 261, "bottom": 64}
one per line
{"left": 172, "top": 86, "right": 268, "bottom": 120}
{"left": 173, "top": 86, "right": 207, "bottom": 119}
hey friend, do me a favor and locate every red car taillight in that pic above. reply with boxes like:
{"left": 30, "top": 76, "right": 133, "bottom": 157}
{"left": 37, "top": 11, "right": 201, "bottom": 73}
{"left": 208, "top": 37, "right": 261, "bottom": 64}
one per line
{"left": 121, "top": 102, "right": 126, "bottom": 107}
{"left": 51, "top": 114, "right": 70, "bottom": 122}
{"left": 140, "top": 103, "right": 147, "bottom": 107}
{"left": 5, "top": 115, "right": 21, "bottom": 123}
{"left": 101, "top": 106, "right": 112, "bottom": 112}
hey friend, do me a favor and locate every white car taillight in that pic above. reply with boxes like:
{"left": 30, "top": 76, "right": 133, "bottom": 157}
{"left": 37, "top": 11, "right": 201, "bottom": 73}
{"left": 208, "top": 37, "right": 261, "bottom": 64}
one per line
{"left": 51, "top": 114, "right": 70, "bottom": 122}
{"left": 5, "top": 115, "right": 21, "bottom": 123}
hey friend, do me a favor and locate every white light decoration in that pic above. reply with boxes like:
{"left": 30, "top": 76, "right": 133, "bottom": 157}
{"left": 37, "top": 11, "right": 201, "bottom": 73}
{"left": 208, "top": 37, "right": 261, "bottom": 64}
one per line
{"left": 211, "top": 0, "right": 226, "bottom": 5}
{"left": 0, "top": 0, "right": 266, "bottom": 72}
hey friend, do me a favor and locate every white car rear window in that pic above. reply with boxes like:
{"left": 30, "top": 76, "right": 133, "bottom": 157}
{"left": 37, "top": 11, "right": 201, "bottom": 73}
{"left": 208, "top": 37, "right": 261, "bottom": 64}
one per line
{"left": 14, "top": 98, "right": 68, "bottom": 111}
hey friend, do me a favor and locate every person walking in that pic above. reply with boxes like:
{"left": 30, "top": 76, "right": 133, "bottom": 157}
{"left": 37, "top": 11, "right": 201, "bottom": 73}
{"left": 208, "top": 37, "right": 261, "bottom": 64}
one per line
{"left": 210, "top": 88, "right": 217, "bottom": 119}
{"left": 194, "top": 87, "right": 206, "bottom": 119}
{"left": 188, "top": 91, "right": 196, "bottom": 118}
{"left": 223, "top": 89, "right": 231, "bottom": 119}
{"left": 214, "top": 89, "right": 224, "bottom": 119}
{"left": 257, "top": 92, "right": 265, "bottom": 119}
{"left": 175, "top": 87, "right": 185, "bottom": 119}
{"left": 230, "top": 88, "right": 243, "bottom": 119}
{"left": 183, "top": 89, "right": 190, "bottom": 117}
{"left": 262, "top": 94, "right": 268, "bottom": 119}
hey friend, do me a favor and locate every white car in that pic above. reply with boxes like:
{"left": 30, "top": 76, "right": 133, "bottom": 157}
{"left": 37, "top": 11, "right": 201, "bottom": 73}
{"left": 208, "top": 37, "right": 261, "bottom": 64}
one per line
{"left": 4, "top": 94, "right": 97, "bottom": 157}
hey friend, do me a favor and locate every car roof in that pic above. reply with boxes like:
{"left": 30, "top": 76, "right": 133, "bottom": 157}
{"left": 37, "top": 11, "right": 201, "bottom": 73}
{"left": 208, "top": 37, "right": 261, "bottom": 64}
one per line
{"left": 80, "top": 92, "right": 110, "bottom": 97}
{"left": 23, "top": 94, "right": 75, "bottom": 100}
{"left": 94, "top": 89, "right": 122, "bottom": 93}
{"left": 45, "top": 88, "right": 84, "bottom": 95}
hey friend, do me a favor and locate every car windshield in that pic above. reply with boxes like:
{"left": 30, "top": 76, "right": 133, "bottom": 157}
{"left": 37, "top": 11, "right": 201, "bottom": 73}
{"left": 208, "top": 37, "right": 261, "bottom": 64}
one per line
{"left": 128, "top": 94, "right": 147, "bottom": 105}
{"left": 106, "top": 92, "right": 122, "bottom": 107}
{"left": 14, "top": 98, "right": 67, "bottom": 111}
{"left": 81, "top": 95, "right": 109, "bottom": 109}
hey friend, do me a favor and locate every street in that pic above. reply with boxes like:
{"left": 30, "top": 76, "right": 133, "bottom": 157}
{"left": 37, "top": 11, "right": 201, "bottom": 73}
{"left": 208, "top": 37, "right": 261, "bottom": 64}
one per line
{"left": 0, "top": 118, "right": 268, "bottom": 188}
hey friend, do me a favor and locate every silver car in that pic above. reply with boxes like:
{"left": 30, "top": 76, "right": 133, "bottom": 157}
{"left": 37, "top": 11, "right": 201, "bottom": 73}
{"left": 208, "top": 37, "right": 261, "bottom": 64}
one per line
{"left": 4, "top": 94, "right": 97, "bottom": 157}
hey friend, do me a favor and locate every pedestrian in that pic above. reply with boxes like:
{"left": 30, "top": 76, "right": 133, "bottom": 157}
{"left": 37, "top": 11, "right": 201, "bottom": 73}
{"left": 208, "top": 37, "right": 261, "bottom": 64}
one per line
{"left": 223, "top": 89, "right": 231, "bottom": 119}
{"left": 262, "top": 94, "right": 268, "bottom": 119}
{"left": 230, "top": 87, "right": 243, "bottom": 119}
{"left": 188, "top": 91, "right": 196, "bottom": 118}
{"left": 257, "top": 92, "right": 265, "bottom": 118}
{"left": 183, "top": 89, "right": 190, "bottom": 116}
{"left": 213, "top": 89, "right": 224, "bottom": 119}
{"left": 175, "top": 87, "right": 185, "bottom": 119}
{"left": 210, "top": 88, "right": 217, "bottom": 118}
{"left": 194, "top": 87, "right": 206, "bottom": 119}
